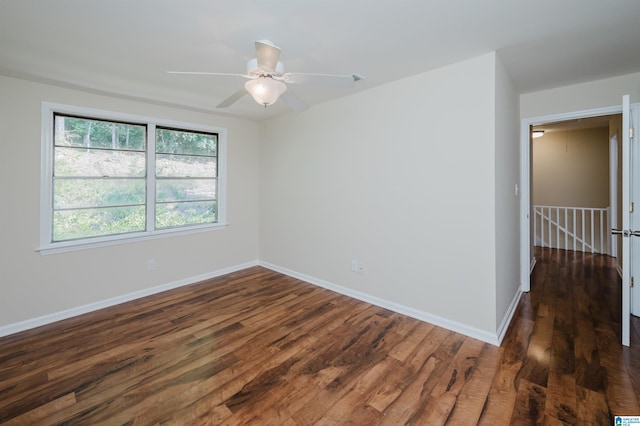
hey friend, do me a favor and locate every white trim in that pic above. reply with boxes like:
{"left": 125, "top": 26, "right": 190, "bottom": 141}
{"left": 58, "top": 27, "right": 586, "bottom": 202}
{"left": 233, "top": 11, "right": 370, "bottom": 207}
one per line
{"left": 520, "top": 122, "right": 532, "bottom": 292}
{"left": 259, "top": 261, "right": 501, "bottom": 346}
{"left": 37, "top": 223, "right": 230, "bottom": 255}
{"left": 147, "top": 123, "right": 158, "bottom": 232}
{"left": 622, "top": 95, "right": 631, "bottom": 346}
{"left": 0, "top": 261, "right": 258, "bottom": 338}
{"left": 530, "top": 257, "right": 537, "bottom": 275}
{"left": 2, "top": 260, "right": 522, "bottom": 346}
{"left": 496, "top": 287, "right": 524, "bottom": 344}
{"left": 628, "top": 102, "right": 640, "bottom": 318}
{"left": 520, "top": 104, "right": 623, "bottom": 292}
{"left": 610, "top": 134, "right": 619, "bottom": 258}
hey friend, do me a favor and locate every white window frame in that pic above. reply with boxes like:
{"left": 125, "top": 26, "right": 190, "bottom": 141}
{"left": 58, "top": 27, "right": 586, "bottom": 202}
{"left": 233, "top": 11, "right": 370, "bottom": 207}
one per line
{"left": 39, "top": 102, "right": 227, "bottom": 255}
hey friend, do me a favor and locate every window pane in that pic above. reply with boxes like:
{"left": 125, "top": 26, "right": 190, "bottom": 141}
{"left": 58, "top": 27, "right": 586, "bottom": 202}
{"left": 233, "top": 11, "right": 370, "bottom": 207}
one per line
{"left": 55, "top": 147, "right": 145, "bottom": 177}
{"left": 156, "top": 201, "right": 216, "bottom": 229}
{"left": 156, "top": 154, "right": 216, "bottom": 178}
{"left": 54, "top": 178, "right": 146, "bottom": 209}
{"left": 156, "top": 179, "right": 216, "bottom": 202}
{"left": 155, "top": 128, "right": 217, "bottom": 156}
{"left": 55, "top": 115, "right": 146, "bottom": 151}
{"left": 53, "top": 206, "right": 146, "bottom": 241}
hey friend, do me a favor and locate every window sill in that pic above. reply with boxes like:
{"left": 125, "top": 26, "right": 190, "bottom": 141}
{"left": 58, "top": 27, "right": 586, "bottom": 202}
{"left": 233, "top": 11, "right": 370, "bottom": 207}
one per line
{"left": 37, "top": 223, "right": 229, "bottom": 255}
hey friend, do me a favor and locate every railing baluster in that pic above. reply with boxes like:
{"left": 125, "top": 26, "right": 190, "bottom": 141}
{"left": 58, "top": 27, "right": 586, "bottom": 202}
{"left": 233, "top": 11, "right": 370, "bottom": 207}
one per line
{"left": 540, "top": 208, "right": 544, "bottom": 247}
{"left": 580, "top": 209, "right": 584, "bottom": 251}
{"left": 548, "top": 207, "right": 552, "bottom": 248}
{"left": 573, "top": 209, "right": 578, "bottom": 251}
{"left": 591, "top": 209, "right": 595, "bottom": 253}
{"left": 534, "top": 207, "right": 537, "bottom": 246}
{"left": 556, "top": 207, "right": 560, "bottom": 249}
{"left": 564, "top": 207, "right": 568, "bottom": 249}
{"left": 600, "top": 209, "right": 604, "bottom": 254}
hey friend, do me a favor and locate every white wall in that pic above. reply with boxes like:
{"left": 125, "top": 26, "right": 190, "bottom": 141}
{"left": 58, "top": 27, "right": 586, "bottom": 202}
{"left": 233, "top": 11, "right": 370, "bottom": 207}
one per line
{"left": 494, "top": 54, "right": 521, "bottom": 333}
{"left": 521, "top": 72, "right": 640, "bottom": 118}
{"left": 260, "top": 53, "right": 501, "bottom": 339}
{"left": 0, "top": 75, "right": 261, "bottom": 331}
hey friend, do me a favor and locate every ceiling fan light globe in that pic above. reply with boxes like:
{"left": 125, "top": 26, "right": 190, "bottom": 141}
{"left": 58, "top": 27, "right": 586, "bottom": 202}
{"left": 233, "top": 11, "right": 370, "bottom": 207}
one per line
{"left": 245, "top": 77, "right": 287, "bottom": 106}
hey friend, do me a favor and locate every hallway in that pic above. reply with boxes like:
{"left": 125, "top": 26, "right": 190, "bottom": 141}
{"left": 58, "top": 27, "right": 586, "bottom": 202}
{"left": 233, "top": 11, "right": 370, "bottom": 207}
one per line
{"left": 502, "top": 247, "right": 640, "bottom": 422}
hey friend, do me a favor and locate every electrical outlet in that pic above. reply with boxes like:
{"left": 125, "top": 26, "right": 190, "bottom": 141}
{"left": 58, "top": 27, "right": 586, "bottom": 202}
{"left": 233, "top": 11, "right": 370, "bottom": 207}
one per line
{"left": 351, "top": 259, "right": 364, "bottom": 275}
{"left": 147, "top": 259, "right": 156, "bottom": 271}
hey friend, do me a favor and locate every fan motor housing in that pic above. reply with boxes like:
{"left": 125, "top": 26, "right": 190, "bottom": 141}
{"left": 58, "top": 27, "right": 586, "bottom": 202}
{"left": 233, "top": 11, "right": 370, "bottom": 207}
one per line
{"left": 246, "top": 58, "right": 284, "bottom": 77}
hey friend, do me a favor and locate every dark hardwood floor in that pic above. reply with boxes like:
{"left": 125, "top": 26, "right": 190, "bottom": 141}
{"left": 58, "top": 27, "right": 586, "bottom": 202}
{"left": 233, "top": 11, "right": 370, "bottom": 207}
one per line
{"left": 1, "top": 248, "right": 639, "bottom": 425}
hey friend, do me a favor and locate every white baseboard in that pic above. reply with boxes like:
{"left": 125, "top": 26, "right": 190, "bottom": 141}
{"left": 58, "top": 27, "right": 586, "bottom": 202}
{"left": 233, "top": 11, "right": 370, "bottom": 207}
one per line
{"left": 259, "top": 261, "right": 501, "bottom": 346}
{"left": 0, "top": 261, "right": 259, "bottom": 338}
{"left": 530, "top": 257, "right": 537, "bottom": 274}
{"left": 617, "top": 264, "right": 623, "bottom": 278}
{"left": 496, "top": 287, "right": 523, "bottom": 345}
{"left": 2, "top": 260, "right": 522, "bottom": 347}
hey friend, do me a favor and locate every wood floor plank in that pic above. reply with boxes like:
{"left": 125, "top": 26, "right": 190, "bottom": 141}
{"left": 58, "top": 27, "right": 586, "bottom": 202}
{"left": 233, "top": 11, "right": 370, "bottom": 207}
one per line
{"left": 447, "top": 343, "right": 500, "bottom": 424}
{"left": 576, "top": 385, "right": 611, "bottom": 425}
{"left": 477, "top": 314, "right": 535, "bottom": 425}
{"left": 476, "top": 351, "right": 521, "bottom": 426}
{"left": 1, "top": 251, "right": 639, "bottom": 424}
{"left": 544, "top": 370, "right": 577, "bottom": 425}
{"left": 1, "top": 392, "right": 76, "bottom": 426}
{"left": 220, "top": 305, "right": 380, "bottom": 424}
{"left": 286, "top": 312, "right": 401, "bottom": 424}
{"left": 429, "top": 337, "right": 485, "bottom": 400}
{"left": 509, "top": 378, "right": 547, "bottom": 425}
{"left": 378, "top": 331, "right": 465, "bottom": 425}
{"left": 519, "top": 288, "right": 555, "bottom": 388}
{"left": 295, "top": 316, "right": 415, "bottom": 424}
{"left": 544, "top": 268, "right": 578, "bottom": 425}
{"left": 623, "top": 343, "right": 640, "bottom": 408}
{"left": 290, "top": 347, "right": 396, "bottom": 423}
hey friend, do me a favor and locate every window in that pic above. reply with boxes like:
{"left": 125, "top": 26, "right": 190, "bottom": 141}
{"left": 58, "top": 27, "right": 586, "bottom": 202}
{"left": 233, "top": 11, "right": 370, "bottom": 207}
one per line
{"left": 52, "top": 115, "right": 147, "bottom": 241}
{"left": 155, "top": 127, "right": 218, "bottom": 230}
{"left": 41, "top": 103, "right": 226, "bottom": 253}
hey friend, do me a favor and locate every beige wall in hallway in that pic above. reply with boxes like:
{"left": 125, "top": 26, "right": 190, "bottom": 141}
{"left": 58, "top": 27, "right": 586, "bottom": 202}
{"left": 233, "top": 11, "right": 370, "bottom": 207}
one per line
{"left": 532, "top": 127, "right": 609, "bottom": 208}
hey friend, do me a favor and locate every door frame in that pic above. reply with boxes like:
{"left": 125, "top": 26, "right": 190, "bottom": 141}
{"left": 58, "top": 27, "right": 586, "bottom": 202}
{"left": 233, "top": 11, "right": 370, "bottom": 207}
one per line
{"left": 520, "top": 105, "right": 623, "bottom": 292}
{"left": 610, "top": 134, "right": 618, "bottom": 258}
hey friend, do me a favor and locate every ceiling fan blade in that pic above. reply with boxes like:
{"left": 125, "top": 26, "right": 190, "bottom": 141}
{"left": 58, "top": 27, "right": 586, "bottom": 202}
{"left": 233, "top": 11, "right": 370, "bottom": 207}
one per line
{"left": 255, "top": 40, "right": 281, "bottom": 73}
{"left": 167, "top": 71, "right": 248, "bottom": 78}
{"left": 280, "top": 91, "right": 308, "bottom": 112}
{"left": 283, "top": 73, "right": 362, "bottom": 88}
{"left": 216, "top": 88, "right": 248, "bottom": 108}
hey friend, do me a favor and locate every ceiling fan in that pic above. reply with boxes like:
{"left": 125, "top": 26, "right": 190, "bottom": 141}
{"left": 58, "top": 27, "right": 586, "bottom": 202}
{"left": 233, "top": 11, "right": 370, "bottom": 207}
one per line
{"left": 168, "top": 40, "right": 363, "bottom": 112}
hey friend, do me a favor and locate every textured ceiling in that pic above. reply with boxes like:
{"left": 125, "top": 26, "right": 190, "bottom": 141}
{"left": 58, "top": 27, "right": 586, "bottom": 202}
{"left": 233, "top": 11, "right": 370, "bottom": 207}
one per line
{"left": 1, "top": 0, "right": 639, "bottom": 120}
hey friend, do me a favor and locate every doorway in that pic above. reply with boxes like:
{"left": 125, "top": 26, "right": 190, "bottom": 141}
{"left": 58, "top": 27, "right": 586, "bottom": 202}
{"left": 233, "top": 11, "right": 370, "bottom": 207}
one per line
{"left": 530, "top": 115, "right": 619, "bottom": 258}
{"left": 520, "top": 104, "right": 635, "bottom": 346}
{"left": 520, "top": 105, "right": 623, "bottom": 292}
{"left": 520, "top": 99, "right": 640, "bottom": 346}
